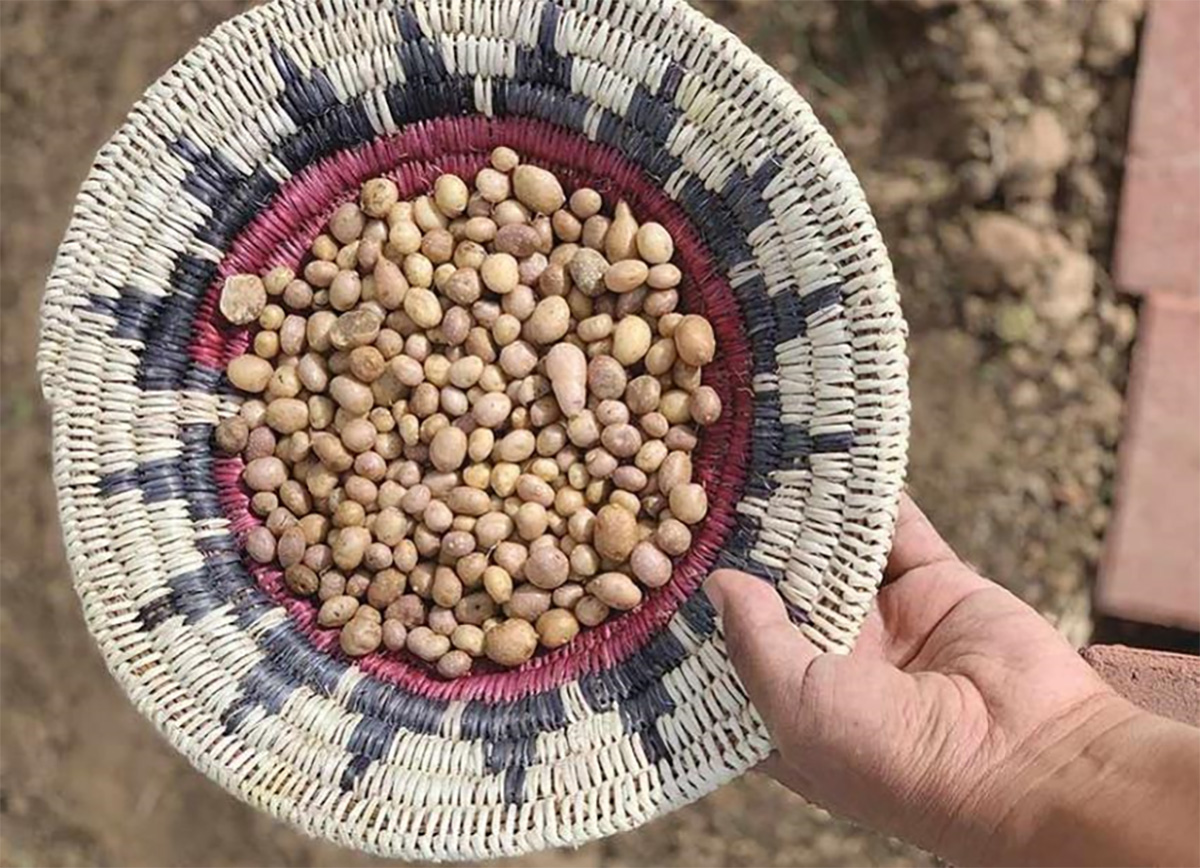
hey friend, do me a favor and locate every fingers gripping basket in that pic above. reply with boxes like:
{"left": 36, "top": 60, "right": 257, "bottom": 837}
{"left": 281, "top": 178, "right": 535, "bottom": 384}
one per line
{"left": 37, "top": 0, "right": 908, "bottom": 859}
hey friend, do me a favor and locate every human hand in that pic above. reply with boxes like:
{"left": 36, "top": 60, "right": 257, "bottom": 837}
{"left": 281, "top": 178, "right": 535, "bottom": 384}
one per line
{"left": 704, "top": 495, "right": 1197, "bottom": 866}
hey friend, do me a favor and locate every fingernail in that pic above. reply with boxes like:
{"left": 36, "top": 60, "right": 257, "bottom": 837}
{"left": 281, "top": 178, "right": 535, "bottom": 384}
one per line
{"left": 702, "top": 575, "right": 726, "bottom": 615}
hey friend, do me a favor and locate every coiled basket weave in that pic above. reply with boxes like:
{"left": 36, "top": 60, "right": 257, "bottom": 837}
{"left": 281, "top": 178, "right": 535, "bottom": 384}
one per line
{"left": 38, "top": 0, "right": 908, "bottom": 859}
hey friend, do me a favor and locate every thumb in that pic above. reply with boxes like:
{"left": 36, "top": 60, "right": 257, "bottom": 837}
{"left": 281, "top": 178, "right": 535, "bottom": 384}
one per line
{"left": 703, "top": 569, "right": 819, "bottom": 730}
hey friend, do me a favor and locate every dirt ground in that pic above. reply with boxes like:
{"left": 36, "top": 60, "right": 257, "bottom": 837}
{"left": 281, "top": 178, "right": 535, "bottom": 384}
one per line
{"left": 0, "top": 1, "right": 1143, "bottom": 865}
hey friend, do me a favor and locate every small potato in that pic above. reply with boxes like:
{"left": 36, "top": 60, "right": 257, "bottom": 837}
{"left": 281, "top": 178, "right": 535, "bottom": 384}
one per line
{"left": 669, "top": 483, "right": 708, "bottom": 525}
{"left": 545, "top": 343, "right": 589, "bottom": 418}
{"left": 604, "top": 260, "right": 649, "bottom": 293}
{"left": 524, "top": 546, "right": 570, "bottom": 589}
{"left": 645, "top": 338, "right": 677, "bottom": 376}
{"left": 318, "top": 594, "right": 359, "bottom": 628}
{"left": 657, "top": 451, "right": 693, "bottom": 494}
{"left": 451, "top": 623, "right": 486, "bottom": 656}
{"left": 673, "top": 314, "right": 716, "bottom": 366}
{"left": 512, "top": 165, "right": 566, "bottom": 214}
{"left": 587, "top": 572, "right": 643, "bottom": 610}
{"left": 587, "top": 356, "right": 627, "bottom": 401}
{"left": 407, "top": 626, "right": 452, "bottom": 662}
{"left": 504, "top": 584, "right": 551, "bottom": 621}
{"left": 432, "top": 567, "right": 464, "bottom": 608}
{"left": 524, "top": 296, "right": 571, "bottom": 345}
{"left": 575, "top": 595, "right": 610, "bottom": 627}
{"left": 382, "top": 619, "right": 409, "bottom": 652}
{"left": 484, "top": 618, "right": 539, "bottom": 666}
{"left": 386, "top": 594, "right": 426, "bottom": 627}
{"left": 690, "top": 385, "right": 723, "bottom": 425}
{"left": 220, "top": 274, "right": 267, "bottom": 325}
{"left": 340, "top": 617, "right": 382, "bottom": 657}
{"left": 569, "top": 187, "right": 602, "bottom": 220}
{"left": 227, "top": 355, "right": 274, "bottom": 393}
{"left": 483, "top": 565, "right": 514, "bottom": 604}
{"left": 434, "top": 174, "right": 469, "bottom": 217}
{"left": 244, "top": 456, "right": 287, "bottom": 491}
{"left": 605, "top": 201, "right": 638, "bottom": 262}
{"left": 454, "top": 592, "right": 498, "bottom": 626}
{"left": 404, "top": 287, "right": 443, "bottom": 329}
{"left": 437, "top": 649, "right": 473, "bottom": 678}
{"left": 368, "top": 568, "right": 406, "bottom": 609}
{"left": 594, "top": 504, "right": 638, "bottom": 561}
{"left": 215, "top": 417, "right": 250, "bottom": 454}
{"left": 611, "top": 316, "right": 653, "bottom": 366}
{"left": 635, "top": 222, "right": 674, "bottom": 264}
{"left": 428, "top": 606, "right": 458, "bottom": 636}
{"left": 656, "top": 518, "right": 693, "bottom": 556}
{"left": 283, "top": 564, "right": 319, "bottom": 596}
{"left": 552, "top": 582, "right": 586, "bottom": 609}
{"left": 429, "top": 426, "right": 468, "bottom": 472}
{"left": 536, "top": 609, "right": 580, "bottom": 649}
{"left": 630, "top": 541, "right": 673, "bottom": 588}
{"left": 481, "top": 253, "right": 520, "bottom": 294}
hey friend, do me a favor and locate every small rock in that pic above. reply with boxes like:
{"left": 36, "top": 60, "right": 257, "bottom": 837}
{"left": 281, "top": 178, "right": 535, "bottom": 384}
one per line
{"left": 220, "top": 274, "right": 266, "bottom": 325}
{"left": 1086, "top": 1, "right": 1140, "bottom": 71}
{"left": 994, "top": 302, "right": 1039, "bottom": 344}
{"left": 958, "top": 161, "right": 998, "bottom": 203}
{"left": 1063, "top": 320, "right": 1099, "bottom": 358}
{"left": 1007, "top": 108, "right": 1071, "bottom": 178}
{"left": 1033, "top": 247, "right": 1095, "bottom": 327}
{"left": 970, "top": 213, "right": 1045, "bottom": 292}
{"left": 1010, "top": 379, "right": 1041, "bottom": 409}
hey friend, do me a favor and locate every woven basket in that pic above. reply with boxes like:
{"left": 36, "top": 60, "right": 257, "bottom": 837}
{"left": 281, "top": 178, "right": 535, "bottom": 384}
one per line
{"left": 37, "top": 0, "right": 908, "bottom": 859}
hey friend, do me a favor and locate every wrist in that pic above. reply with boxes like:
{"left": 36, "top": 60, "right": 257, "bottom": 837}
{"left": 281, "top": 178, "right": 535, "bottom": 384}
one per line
{"left": 949, "top": 692, "right": 1142, "bottom": 866}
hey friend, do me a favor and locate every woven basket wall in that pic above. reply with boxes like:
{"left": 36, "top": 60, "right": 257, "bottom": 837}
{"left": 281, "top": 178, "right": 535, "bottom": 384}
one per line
{"left": 37, "top": 0, "right": 908, "bottom": 859}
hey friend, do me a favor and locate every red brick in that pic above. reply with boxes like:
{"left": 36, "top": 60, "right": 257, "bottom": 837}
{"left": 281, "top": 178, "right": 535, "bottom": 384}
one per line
{"left": 1113, "top": 0, "right": 1200, "bottom": 298}
{"left": 1097, "top": 294, "right": 1200, "bottom": 630}
{"left": 1127, "top": 1, "right": 1200, "bottom": 162}
{"left": 1082, "top": 645, "right": 1200, "bottom": 725}
{"left": 1114, "top": 156, "right": 1200, "bottom": 298}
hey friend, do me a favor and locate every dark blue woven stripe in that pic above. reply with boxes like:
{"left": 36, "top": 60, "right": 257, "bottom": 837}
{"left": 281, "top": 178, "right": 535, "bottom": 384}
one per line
{"left": 395, "top": 6, "right": 449, "bottom": 80}
{"left": 180, "top": 423, "right": 224, "bottom": 521}
{"left": 619, "top": 680, "right": 674, "bottom": 766}
{"left": 196, "top": 167, "right": 279, "bottom": 249}
{"left": 170, "top": 137, "right": 244, "bottom": 208}
{"left": 220, "top": 658, "right": 299, "bottom": 734}
{"left": 749, "top": 157, "right": 784, "bottom": 193}
{"left": 803, "top": 282, "right": 843, "bottom": 317}
{"left": 517, "top": 6, "right": 572, "bottom": 91}
{"left": 98, "top": 457, "right": 185, "bottom": 503}
{"left": 344, "top": 675, "right": 447, "bottom": 736}
{"left": 727, "top": 166, "right": 774, "bottom": 232}
{"left": 714, "top": 538, "right": 787, "bottom": 587}
{"left": 272, "top": 46, "right": 340, "bottom": 124}
{"left": 257, "top": 620, "right": 349, "bottom": 696}
{"left": 339, "top": 754, "right": 373, "bottom": 792}
{"left": 86, "top": 287, "right": 161, "bottom": 342}
{"left": 537, "top": 2, "right": 561, "bottom": 53}
{"left": 136, "top": 594, "right": 176, "bottom": 631}
{"left": 627, "top": 84, "right": 681, "bottom": 144}
{"left": 658, "top": 62, "right": 685, "bottom": 102}
{"left": 677, "top": 590, "right": 718, "bottom": 638}
{"left": 138, "top": 253, "right": 218, "bottom": 391}
{"left": 781, "top": 425, "right": 855, "bottom": 463}
{"left": 579, "top": 629, "right": 687, "bottom": 715}
{"left": 773, "top": 287, "right": 806, "bottom": 342}
{"left": 494, "top": 80, "right": 592, "bottom": 137}
{"left": 460, "top": 689, "right": 566, "bottom": 741}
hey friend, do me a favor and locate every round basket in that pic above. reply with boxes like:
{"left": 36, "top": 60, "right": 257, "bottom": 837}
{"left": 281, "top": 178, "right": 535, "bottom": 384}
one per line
{"left": 37, "top": 0, "right": 908, "bottom": 859}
